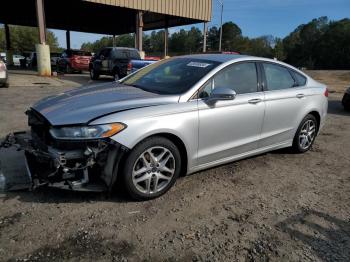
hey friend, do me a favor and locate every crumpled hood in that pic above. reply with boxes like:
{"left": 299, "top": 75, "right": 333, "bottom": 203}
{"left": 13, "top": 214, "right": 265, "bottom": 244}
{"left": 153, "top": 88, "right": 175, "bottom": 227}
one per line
{"left": 32, "top": 82, "right": 179, "bottom": 126}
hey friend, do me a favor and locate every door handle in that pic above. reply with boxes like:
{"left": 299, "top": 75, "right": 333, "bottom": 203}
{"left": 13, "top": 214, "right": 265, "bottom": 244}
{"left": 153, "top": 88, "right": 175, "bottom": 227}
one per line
{"left": 296, "top": 94, "right": 305, "bottom": 99}
{"left": 248, "top": 98, "right": 262, "bottom": 104}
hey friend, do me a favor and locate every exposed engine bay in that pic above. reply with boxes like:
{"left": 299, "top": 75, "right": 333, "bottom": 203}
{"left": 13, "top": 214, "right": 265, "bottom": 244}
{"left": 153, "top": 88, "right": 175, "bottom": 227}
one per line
{"left": 0, "top": 110, "right": 128, "bottom": 192}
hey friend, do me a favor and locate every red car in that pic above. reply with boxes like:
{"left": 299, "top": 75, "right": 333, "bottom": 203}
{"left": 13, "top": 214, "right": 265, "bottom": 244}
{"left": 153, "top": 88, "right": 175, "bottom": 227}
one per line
{"left": 56, "top": 49, "right": 92, "bottom": 73}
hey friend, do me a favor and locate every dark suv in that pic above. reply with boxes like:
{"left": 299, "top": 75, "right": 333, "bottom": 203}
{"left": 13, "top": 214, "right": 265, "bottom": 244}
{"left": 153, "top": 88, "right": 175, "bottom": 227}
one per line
{"left": 89, "top": 47, "right": 141, "bottom": 80}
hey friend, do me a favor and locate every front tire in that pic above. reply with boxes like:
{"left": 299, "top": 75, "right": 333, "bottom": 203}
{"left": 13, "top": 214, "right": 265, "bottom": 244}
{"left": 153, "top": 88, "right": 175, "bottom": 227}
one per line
{"left": 90, "top": 68, "right": 99, "bottom": 80}
{"left": 122, "top": 137, "right": 181, "bottom": 200}
{"left": 292, "top": 114, "right": 318, "bottom": 153}
{"left": 65, "top": 64, "right": 73, "bottom": 74}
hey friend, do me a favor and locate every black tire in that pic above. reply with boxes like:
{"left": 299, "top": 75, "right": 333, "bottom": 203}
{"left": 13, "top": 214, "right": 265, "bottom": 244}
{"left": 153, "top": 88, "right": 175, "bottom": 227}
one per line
{"left": 65, "top": 64, "right": 73, "bottom": 74}
{"left": 90, "top": 68, "right": 99, "bottom": 80}
{"left": 292, "top": 114, "right": 318, "bottom": 153}
{"left": 113, "top": 69, "right": 120, "bottom": 81}
{"left": 122, "top": 136, "right": 181, "bottom": 200}
{"left": 342, "top": 93, "right": 350, "bottom": 111}
{"left": 0, "top": 82, "right": 9, "bottom": 88}
{"left": 56, "top": 62, "right": 61, "bottom": 73}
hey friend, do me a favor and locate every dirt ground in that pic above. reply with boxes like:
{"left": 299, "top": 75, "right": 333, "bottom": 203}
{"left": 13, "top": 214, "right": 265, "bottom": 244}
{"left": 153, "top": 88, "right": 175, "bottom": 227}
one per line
{"left": 0, "top": 70, "right": 349, "bottom": 262}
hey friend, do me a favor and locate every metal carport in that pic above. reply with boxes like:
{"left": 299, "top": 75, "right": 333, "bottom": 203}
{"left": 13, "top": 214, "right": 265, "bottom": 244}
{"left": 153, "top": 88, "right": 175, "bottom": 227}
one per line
{"left": 0, "top": 0, "right": 212, "bottom": 75}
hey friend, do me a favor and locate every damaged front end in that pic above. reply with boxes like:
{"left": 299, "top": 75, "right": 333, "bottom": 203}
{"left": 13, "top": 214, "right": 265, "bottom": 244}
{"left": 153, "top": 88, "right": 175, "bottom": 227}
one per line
{"left": 0, "top": 110, "right": 128, "bottom": 192}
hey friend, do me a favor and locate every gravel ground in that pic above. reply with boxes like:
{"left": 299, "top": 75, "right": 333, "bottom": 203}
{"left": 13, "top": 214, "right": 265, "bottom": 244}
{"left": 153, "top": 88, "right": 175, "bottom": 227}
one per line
{"left": 0, "top": 70, "right": 349, "bottom": 262}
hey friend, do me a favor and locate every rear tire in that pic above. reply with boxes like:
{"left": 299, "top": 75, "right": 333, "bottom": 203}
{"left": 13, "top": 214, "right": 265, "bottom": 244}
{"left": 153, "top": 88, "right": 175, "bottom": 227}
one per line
{"left": 90, "top": 68, "right": 99, "bottom": 80}
{"left": 0, "top": 82, "right": 8, "bottom": 88}
{"left": 122, "top": 137, "right": 181, "bottom": 200}
{"left": 65, "top": 64, "right": 73, "bottom": 74}
{"left": 113, "top": 70, "right": 120, "bottom": 81}
{"left": 292, "top": 114, "right": 318, "bottom": 153}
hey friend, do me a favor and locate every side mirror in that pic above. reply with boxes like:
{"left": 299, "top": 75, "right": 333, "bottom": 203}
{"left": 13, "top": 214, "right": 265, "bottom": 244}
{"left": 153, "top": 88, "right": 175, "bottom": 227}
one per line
{"left": 209, "top": 87, "right": 236, "bottom": 101}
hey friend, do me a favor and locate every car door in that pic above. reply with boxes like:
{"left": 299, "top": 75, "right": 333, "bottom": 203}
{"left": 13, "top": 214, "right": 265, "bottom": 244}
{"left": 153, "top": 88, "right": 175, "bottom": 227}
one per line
{"left": 197, "top": 62, "right": 265, "bottom": 166}
{"left": 259, "top": 62, "right": 307, "bottom": 148}
{"left": 57, "top": 51, "right": 66, "bottom": 69}
{"left": 101, "top": 48, "right": 112, "bottom": 73}
{"left": 93, "top": 48, "right": 109, "bottom": 73}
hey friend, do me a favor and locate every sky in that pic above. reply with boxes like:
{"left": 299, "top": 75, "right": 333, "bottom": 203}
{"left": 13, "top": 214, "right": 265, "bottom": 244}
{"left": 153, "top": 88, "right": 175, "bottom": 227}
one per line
{"left": 49, "top": 0, "right": 350, "bottom": 49}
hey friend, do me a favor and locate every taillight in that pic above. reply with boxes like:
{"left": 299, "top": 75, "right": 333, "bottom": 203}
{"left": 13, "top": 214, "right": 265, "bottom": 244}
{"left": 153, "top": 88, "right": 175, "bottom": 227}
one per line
{"left": 127, "top": 62, "right": 132, "bottom": 71}
{"left": 324, "top": 88, "right": 329, "bottom": 97}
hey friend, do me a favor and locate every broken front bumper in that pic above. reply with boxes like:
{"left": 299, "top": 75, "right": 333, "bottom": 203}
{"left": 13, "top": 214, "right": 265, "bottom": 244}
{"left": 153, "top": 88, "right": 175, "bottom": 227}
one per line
{"left": 0, "top": 131, "right": 128, "bottom": 192}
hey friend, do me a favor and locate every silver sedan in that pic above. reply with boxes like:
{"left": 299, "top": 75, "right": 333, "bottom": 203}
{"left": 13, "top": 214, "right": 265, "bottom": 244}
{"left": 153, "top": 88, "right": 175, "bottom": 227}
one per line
{"left": 9, "top": 54, "right": 328, "bottom": 200}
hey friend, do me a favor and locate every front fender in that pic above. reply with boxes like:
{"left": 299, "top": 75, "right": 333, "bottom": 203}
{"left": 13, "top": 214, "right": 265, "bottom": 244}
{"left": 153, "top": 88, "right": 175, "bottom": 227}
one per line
{"left": 91, "top": 102, "right": 199, "bottom": 172}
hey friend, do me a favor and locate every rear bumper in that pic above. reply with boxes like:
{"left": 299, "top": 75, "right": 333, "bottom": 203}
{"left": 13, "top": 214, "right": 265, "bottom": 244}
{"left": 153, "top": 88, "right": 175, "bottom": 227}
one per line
{"left": 1, "top": 131, "right": 128, "bottom": 192}
{"left": 71, "top": 61, "right": 90, "bottom": 71}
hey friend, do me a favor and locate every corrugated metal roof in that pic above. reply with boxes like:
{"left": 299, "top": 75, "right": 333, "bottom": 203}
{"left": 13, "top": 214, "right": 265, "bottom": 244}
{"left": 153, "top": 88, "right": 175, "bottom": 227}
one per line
{"left": 84, "top": 0, "right": 212, "bottom": 21}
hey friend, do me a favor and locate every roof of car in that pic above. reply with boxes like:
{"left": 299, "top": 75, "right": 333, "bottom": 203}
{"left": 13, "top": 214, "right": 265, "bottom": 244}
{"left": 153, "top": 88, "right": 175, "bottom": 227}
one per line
{"left": 104, "top": 47, "right": 138, "bottom": 51}
{"left": 180, "top": 54, "right": 248, "bottom": 63}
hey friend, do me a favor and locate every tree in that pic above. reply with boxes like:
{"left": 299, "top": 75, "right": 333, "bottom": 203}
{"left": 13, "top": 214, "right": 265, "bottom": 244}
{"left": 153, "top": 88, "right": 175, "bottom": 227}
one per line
{"left": 207, "top": 26, "right": 219, "bottom": 51}
{"left": 169, "top": 29, "right": 188, "bottom": 53}
{"left": 81, "top": 34, "right": 135, "bottom": 53}
{"left": 245, "top": 36, "right": 274, "bottom": 58}
{"left": 283, "top": 17, "right": 329, "bottom": 68}
{"left": 221, "top": 22, "right": 242, "bottom": 51}
{"left": 273, "top": 38, "right": 286, "bottom": 61}
{"left": 0, "top": 25, "right": 60, "bottom": 53}
{"left": 184, "top": 27, "right": 202, "bottom": 53}
{"left": 316, "top": 18, "right": 350, "bottom": 69}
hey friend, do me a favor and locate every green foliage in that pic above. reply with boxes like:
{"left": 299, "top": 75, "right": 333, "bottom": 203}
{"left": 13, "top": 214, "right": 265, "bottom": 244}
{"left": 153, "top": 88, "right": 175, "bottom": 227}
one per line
{"left": 0, "top": 25, "right": 60, "bottom": 53}
{"left": 81, "top": 34, "right": 134, "bottom": 53}
{"left": 282, "top": 16, "right": 350, "bottom": 69}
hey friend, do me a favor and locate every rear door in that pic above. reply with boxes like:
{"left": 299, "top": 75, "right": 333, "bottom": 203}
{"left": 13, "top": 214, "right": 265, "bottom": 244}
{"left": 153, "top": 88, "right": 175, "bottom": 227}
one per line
{"left": 259, "top": 62, "right": 308, "bottom": 147}
{"left": 101, "top": 48, "right": 112, "bottom": 73}
{"left": 197, "top": 62, "right": 265, "bottom": 166}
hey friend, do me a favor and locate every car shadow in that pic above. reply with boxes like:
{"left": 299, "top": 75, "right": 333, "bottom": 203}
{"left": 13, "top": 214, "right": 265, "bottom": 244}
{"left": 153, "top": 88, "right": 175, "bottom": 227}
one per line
{"left": 57, "top": 72, "right": 114, "bottom": 87}
{"left": 276, "top": 209, "right": 350, "bottom": 261}
{"left": 1, "top": 186, "right": 131, "bottom": 204}
{"left": 328, "top": 99, "right": 350, "bottom": 116}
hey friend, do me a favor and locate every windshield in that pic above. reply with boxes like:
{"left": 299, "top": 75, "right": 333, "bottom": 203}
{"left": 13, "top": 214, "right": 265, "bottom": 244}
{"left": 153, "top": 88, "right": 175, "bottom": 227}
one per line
{"left": 121, "top": 58, "right": 221, "bottom": 95}
{"left": 71, "top": 50, "right": 92, "bottom": 56}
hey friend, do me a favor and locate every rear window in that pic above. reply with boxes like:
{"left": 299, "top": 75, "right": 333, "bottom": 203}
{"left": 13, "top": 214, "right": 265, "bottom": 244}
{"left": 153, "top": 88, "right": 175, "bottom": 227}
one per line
{"left": 293, "top": 71, "right": 307, "bottom": 86}
{"left": 71, "top": 50, "right": 92, "bottom": 56}
{"left": 115, "top": 49, "right": 141, "bottom": 60}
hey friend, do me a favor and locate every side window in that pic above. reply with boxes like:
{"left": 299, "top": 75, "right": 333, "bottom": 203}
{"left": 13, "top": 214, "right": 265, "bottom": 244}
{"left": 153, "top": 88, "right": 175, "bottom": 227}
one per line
{"left": 199, "top": 80, "right": 213, "bottom": 98}
{"left": 198, "top": 62, "right": 258, "bottom": 98}
{"left": 292, "top": 71, "right": 307, "bottom": 86}
{"left": 100, "top": 49, "right": 111, "bottom": 59}
{"left": 263, "top": 63, "right": 295, "bottom": 90}
{"left": 213, "top": 62, "right": 258, "bottom": 95}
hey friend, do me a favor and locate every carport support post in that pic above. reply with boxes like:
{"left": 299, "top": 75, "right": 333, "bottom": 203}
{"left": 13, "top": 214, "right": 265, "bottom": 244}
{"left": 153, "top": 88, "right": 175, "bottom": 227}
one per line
{"left": 4, "top": 24, "right": 13, "bottom": 66}
{"left": 136, "top": 11, "right": 145, "bottom": 59}
{"left": 35, "top": 0, "right": 51, "bottom": 76}
{"left": 164, "top": 28, "right": 168, "bottom": 57}
{"left": 66, "top": 30, "right": 71, "bottom": 50}
{"left": 112, "top": 35, "right": 116, "bottom": 47}
{"left": 203, "top": 22, "right": 208, "bottom": 53}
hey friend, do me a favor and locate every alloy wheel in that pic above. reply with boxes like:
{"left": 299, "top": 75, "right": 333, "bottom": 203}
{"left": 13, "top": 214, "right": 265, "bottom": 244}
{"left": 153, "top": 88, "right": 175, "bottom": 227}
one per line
{"left": 132, "top": 146, "right": 175, "bottom": 194}
{"left": 299, "top": 119, "right": 316, "bottom": 150}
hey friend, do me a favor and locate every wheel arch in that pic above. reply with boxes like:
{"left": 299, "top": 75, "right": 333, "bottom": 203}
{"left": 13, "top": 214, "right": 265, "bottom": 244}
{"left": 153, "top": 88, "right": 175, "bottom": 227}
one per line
{"left": 126, "top": 132, "right": 188, "bottom": 177}
{"left": 307, "top": 110, "right": 321, "bottom": 132}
